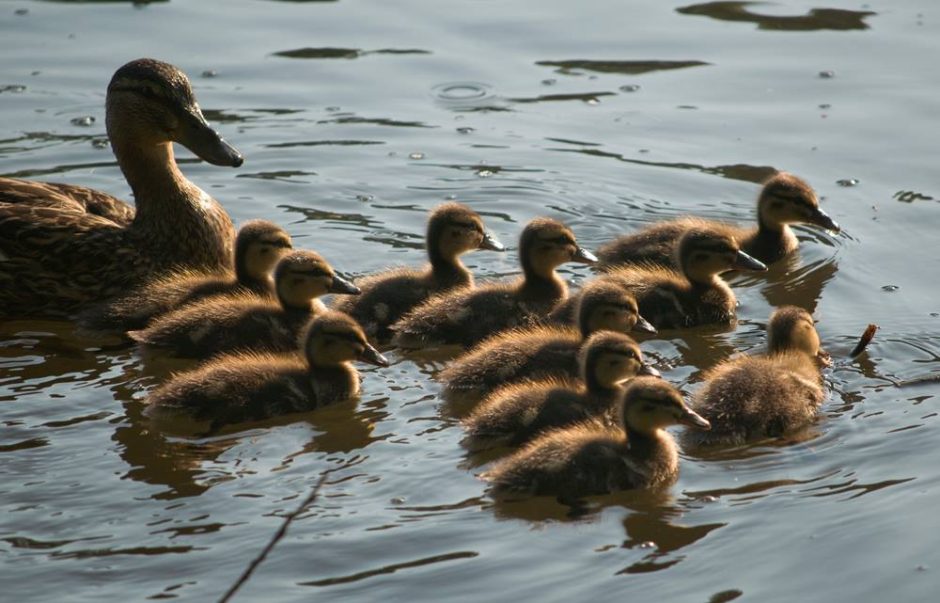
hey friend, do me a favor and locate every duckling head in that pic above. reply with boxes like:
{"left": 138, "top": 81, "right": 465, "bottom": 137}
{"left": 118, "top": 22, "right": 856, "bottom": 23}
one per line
{"left": 519, "top": 218, "right": 597, "bottom": 277}
{"left": 619, "top": 377, "right": 711, "bottom": 435}
{"left": 580, "top": 331, "right": 659, "bottom": 391}
{"left": 758, "top": 172, "right": 839, "bottom": 232}
{"left": 274, "top": 251, "right": 361, "bottom": 309}
{"left": 767, "top": 305, "right": 827, "bottom": 362}
{"left": 676, "top": 227, "right": 767, "bottom": 283}
{"left": 236, "top": 220, "right": 293, "bottom": 283}
{"left": 427, "top": 202, "right": 504, "bottom": 263}
{"left": 577, "top": 279, "right": 657, "bottom": 336}
{"left": 303, "top": 311, "right": 389, "bottom": 368}
{"left": 106, "top": 58, "right": 243, "bottom": 167}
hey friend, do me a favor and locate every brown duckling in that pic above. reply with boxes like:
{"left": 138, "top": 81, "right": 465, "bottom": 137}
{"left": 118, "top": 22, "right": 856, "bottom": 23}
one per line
{"left": 588, "top": 227, "right": 767, "bottom": 330}
{"left": 145, "top": 311, "right": 389, "bottom": 430}
{"left": 682, "top": 306, "right": 828, "bottom": 447}
{"left": 332, "top": 202, "right": 504, "bottom": 340}
{"left": 596, "top": 172, "right": 839, "bottom": 270}
{"left": 128, "top": 250, "right": 360, "bottom": 358}
{"left": 483, "top": 377, "right": 710, "bottom": 499}
{"left": 390, "top": 218, "right": 597, "bottom": 349}
{"left": 439, "top": 279, "right": 656, "bottom": 404}
{"left": 462, "top": 331, "right": 659, "bottom": 451}
{"left": 78, "top": 220, "right": 293, "bottom": 333}
{"left": 0, "top": 58, "right": 244, "bottom": 318}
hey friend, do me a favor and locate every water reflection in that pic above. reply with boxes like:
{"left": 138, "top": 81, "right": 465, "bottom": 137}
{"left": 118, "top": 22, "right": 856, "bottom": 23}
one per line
{"left": 536, "top": 59, "right": 710, "bottom": 76}
{"left": 617, "top": 501, "right": 724, "bottom": 574}
{"left": 273, "top": 47, "right": 430, "bottom": 59}
{"left": 676, "top": 2, "right": 876, "bottom": 31}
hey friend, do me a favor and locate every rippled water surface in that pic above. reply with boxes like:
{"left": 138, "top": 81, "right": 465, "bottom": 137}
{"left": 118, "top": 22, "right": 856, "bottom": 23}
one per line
{"left": 2, "top": 0, "right": 940, "bottom": 601}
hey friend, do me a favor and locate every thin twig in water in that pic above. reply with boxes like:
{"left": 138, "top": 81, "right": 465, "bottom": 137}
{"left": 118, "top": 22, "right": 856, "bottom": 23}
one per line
{"left": 849, "top": 324, "right": 878, "bottom": 358}
{"left": 218, "top": 471, "right": 330, "bottom": 603}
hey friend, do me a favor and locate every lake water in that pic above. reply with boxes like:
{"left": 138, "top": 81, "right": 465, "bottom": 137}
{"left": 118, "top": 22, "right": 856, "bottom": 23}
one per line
{"left": 2, "top": 0, "right": 940, "bottom": 601}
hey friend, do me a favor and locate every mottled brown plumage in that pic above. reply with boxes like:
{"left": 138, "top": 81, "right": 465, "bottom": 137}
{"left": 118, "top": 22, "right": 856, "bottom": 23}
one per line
{"left": 439, "top": 279, "right": 655, "bottom": 404}
{"left": 0, "top": 58, "right": 243, "bottom": 317}
{"left": 332, "top": 202, "right": 503, "bottom": 340}
{"left": 596, "top": 172, "right": 839, "bottom": 270}
{"left": 145, "top": 311, "right": 389, "bottom": 430}
{"left": 78, "top": 220, "right": 292, "bottom": 333}
{"left": 128, "top": 250, "right": 360, "bottom": 358}
{"left": 683, "top": 306, "right": 828, "bottom": 446}
{"left": 390, "top": 218, "right": 597, "bottom": 349}
{"left": 461, "top": 331, "right": 658, "bottom": 451}
{"left": 483, "top": 377, "right": 710, "bottom": 499}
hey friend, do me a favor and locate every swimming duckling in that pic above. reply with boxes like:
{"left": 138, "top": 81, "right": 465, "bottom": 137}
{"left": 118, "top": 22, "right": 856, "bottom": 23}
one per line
{"left": 78, "top": 220, "right": 293, "bottom": 333}
{"left": 586, "top": 227, "right": 767, "bottom": 330}
{"left": 483, "top": 377, "right": 710, "bottom": 499}
{"left": 145, "top": 311, "right": 389, "bottom": 430}
{"left": 596, "top": 172, "right": 840, "bottom": 270}
{"left": 682, "top": 306, "right": 828, "bottom": 447}
{"left": 333, "top": 202, "right": 504, "bottom": 340}
{"left": 0, "top": 58, "right": 244, "bottom": 317}
{"left": 390, "top": 218, "right": 596, "bottom": 349}
{"left": 462, "top": 331, "right": 658, "bottom": 451}
{"left": 439, "top": 279, "right": 656, "bottom": 404}
{"left": 128, "top": 250, "right": 360, "bottom": 358}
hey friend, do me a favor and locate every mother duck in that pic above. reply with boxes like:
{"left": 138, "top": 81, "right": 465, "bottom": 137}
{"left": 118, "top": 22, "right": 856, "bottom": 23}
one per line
{"left": 0, "top": 58, "right": 243, "bottom": 317}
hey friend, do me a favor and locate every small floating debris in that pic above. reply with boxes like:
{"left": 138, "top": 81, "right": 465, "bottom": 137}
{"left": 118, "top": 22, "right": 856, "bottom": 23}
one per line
{"left": 819, "top": 103, "right": 831, "bottom": 109}
{"left": 15, "top": 8, "right": 28, "bottom": 15}
{"left": 91, "top": 138, "right": 109, "bottom": 149}
{"left": 881, "top": 285, "right": 899, "bottom": 292}
{"left": 619, "top": 84, "right": 641, "bottom": 92}
{"left": 836, "top": 178, "right": 859, "bottom": 187}
{"left": 818, "top": 70, "right": 836, "bottom": 79}
{"left": 541, "top": 78, "right": 557, "bottom": 86}
{"left": 201, "top": 69, "right": 218, "bottom": 78}
{"left": 355, "top": 194, "right": 374, "bottom": 203}
{"left": 70, "top": 116, "right": 95, "bottom": 127}
{"left": 849, "top": 324, "right": 878, "bottom": 357}
{"left": 476, "top": 169, "right": 495, "bottom": 178}
{"left": 408, "top": 152, "right": 425, "bottom": 160}
{"left": 0, "top": 84, "right": 26, "bottom": 93}
{"left": 456, "top": 127, "right": 475, "bottom": 134}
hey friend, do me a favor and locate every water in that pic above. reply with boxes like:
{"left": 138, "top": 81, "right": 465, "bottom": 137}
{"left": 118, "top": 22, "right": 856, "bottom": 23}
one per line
{"left": 2, "top": 0, "right": 939, "bottom": 600}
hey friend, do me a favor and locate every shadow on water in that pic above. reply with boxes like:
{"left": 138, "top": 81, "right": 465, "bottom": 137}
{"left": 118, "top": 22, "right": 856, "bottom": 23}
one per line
{"left": 676, "top": 2, "right": 876, "bottom": 31}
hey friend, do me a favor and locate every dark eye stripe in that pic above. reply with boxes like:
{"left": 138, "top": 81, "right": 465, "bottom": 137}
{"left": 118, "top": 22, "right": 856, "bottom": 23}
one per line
{"left": 323, "top": 331, "right": 366, "bottom": 346}
{"left": 292, "top": 268, "right": 331, "bottom": 278}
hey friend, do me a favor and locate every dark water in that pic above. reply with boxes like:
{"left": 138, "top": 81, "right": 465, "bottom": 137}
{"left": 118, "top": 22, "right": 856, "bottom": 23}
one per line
{"left": 2, "top": 0, "right": 939, "bottom": 601}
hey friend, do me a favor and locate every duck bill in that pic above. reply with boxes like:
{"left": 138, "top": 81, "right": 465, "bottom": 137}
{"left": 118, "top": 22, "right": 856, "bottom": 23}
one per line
{"left": 733, "top": 250, "right": 768, "bottom": 272}
{"left": 571, "top": 246, "right": 599, "bottom": 265}
{"left": 680, "top": 408, "right": 711, "bottom": 430}
{"left": 479, "top": 231, "right": 505, "bottom": 252}
{"left": 639, "top": 363, "right": 661, "bottom": 378}
{"left": 177, "top": 108, "right": 244, "bottom": 167}
{"left": 809, "top": 207, "right": 840, "bottom": 232}
{"left": 359, "top": 344, "right": 390, "bottom": 367}
{"left": 329, "top": 274, "right": 361, "bottom": 295}
{"left": 816, "top": 349, "right": 832, "bottom": 368}
{"left": 632, "top": 315, "right": 658, "bottom": 335}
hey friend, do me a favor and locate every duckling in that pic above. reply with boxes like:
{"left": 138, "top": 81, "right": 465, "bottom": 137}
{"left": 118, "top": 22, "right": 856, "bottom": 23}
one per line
{"left": 585, "top": 227, "right": 767, "bottom": 330}
{"left": 439, "top": 279, "right": 656, "bottom": 404}
{"left": 145, "top": 311, "right": 389, "bottom": 430}
{"left": 128, "top": 250, "right": 360, "bottom": 358}
{"left": 682, "top": 306, "right": 828, "bottom": 447}
{"left": 0, "top": 58, "right": 243, "bottom": 318}
{"left": 390, "top": 218, "right": 597, "bottom": 349}
{"left": 596, "top": 172, "right": 840, "bottom": 270}
{"left": 332, "top": 202, "right": 504, "bottom": 340}
{"left": 462, "top": 331, "right": 659, "bottom": 451}
{"left": 78, "top": 220, "right": 293, "bottom": 333}
{"left": 483, "top": 377, "right": 710, "bottom": 499}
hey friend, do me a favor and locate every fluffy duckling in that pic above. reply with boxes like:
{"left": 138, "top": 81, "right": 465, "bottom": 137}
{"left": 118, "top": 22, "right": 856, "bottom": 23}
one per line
{"left": 145, "top": 312, "right": 389, "bottom": 430}
{"left": 0, "top": 58, "right": 244, "bottom": 317}
{"left": 590, "top": 227, "right": 767, "bottom": 330}
{"left": 128, "top": 250, "right": 360, "bottom": 358}
{"left": 682, "top": 306, "right": 828, "bottom": 447}
{"left": 390, "top": 218, "right": 597, "bottom": 349}
{"left": 439, "top": 279, "right": 656, "bottom": 404}
{"left": 333, "top": 202, "right": 504, "bottom": 340}
{"left": 483, "top": 377, "right": 710, "bottom": 498}
{"left": 78, "top": 220, "right": 293, "bottom": 333}
{"left": 462, "top": 331, "right": 659, "bottom": 451}
{"left": 596, "top": 172, "right": 840, "bottom": 270}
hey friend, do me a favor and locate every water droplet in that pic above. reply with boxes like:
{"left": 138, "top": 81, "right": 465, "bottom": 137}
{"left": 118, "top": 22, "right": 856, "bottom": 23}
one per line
{"left": 201, "top": 70, "right": 218, "bottom": 78}
{"left": 0, "top": 84, "right": 26, "bottom": 93}
{"left": 70, "top": 116, "right": 95, "bottom": 127}
{"left": 409, "top": 152, "right": 425, "bottom": 160}
{"left": 444, "top": 194, "right": 457, "bottom": 200}
{"left": 836, "top": 178, "right": 859, "bottom": 187}
{"left": 638, "top": 541, "right": 656, "bottom": 549}
{"left": 585, "top": 98, "right": 600, "bottom": 105}
{"left": 819, "top": 103, "right": 831, "bottom": 109}
{"left": 819, "top": 70, "right": 836, "bottom": 79}
{"left": 541, "top": 78, "right": 557, "bottom": 86}
{"left": 456, "top": 127, "right": 475, "bottom": 134}
{"left": 355, "top": 194, "right": 374, "bottom": 203}
{"left": 476, "top": 169, "right": 495, "bottom": 178}
{"left": 390, "top": 497, "right": 406, "bottom": 505}
{"left": 433, "top": 82, "right": 491, "bottom": 101}
{"left": 882, "top": 285, "right": 899, "bottom": 292}
{"left": 619, "top": 84, "right": 641, "bottom": 93}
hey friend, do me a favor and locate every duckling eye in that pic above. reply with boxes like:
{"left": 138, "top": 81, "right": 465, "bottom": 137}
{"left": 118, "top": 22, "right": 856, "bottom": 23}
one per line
{"left": 642, "top": 403, "right": 655, "bottom": 412}
{"left": 771, "top": 200, "right": 785, "bottom": 209}
{"left": 693, "top": 252, "right": 709, "bottom": 262}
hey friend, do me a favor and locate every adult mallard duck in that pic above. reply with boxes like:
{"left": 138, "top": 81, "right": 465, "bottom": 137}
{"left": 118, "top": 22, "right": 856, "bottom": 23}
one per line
{"left": 332, "top": 202, "right": 504, "bottom": 341}
{"left": 596, "top": 172, "right": 839, "bottom": 270}
{"left": 0, "top": 58, "right": 243, "bottom": 318}
{"left": 78, "top": 219, "right": 293, "bottom": 333}
{"left": 390, "top": 217, "right": 596, "bottom": 349}
{"left": 483, "top": 377, "right": 710, "bottom": 499}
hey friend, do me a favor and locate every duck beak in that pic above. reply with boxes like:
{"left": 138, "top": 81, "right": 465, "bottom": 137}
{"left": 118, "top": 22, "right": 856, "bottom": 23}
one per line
{"left": 571, "top": 246, "right": 598, "bottom": 265}
{"left": 176, "top": 107, "right": 244, "bottom": 168}
{"left": 733, "top": 250, "right": 768, "bottom": 272}
{"left": 329, "top": 274, "right": 361, "bottom": 295}
{"left": 680, "top": 408, "right": 711, "bottom": 430}
{"left": 809, "top": 207, "right": 840, "bottom": 233}
{"left": 479, "top": 231, "right": 505, "bottom": 252}
{"left": 359, "top": 343, "right": 390, "bottom": 367}
{"left": 632, "top": 315, "right": 658, "bottom": 335}
{"left": 816, "top": 349, "right": 832, "bottom": 368}
{"left": 639, "top": 363, "right": 661, "bottom": 378}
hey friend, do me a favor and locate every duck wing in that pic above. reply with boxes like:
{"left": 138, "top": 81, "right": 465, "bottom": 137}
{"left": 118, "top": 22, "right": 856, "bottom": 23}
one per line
{"left": 0, "top": 177, "right": 134, "bottom": 225}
